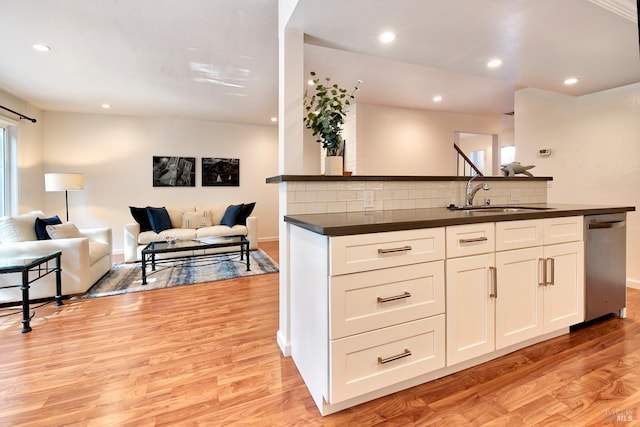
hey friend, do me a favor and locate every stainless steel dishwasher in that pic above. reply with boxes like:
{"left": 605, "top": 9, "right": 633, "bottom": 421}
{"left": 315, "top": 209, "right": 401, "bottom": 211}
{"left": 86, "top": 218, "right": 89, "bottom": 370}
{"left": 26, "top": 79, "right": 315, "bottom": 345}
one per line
{"left": 584, "top": 213, "right": 627, "bottom": 321}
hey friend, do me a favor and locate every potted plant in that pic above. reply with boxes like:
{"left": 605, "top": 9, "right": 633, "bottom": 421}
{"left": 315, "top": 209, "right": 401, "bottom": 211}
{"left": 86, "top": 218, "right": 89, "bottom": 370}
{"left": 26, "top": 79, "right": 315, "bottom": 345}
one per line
{"left": 303, "top": 71, "right": 362, "bottom": 175}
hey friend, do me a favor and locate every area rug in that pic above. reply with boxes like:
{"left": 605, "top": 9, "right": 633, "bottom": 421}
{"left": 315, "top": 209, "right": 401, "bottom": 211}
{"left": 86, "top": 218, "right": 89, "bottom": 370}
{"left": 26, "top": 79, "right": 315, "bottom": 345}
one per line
{"left": 76, "top": 249, "right": 279, "bottom": 299}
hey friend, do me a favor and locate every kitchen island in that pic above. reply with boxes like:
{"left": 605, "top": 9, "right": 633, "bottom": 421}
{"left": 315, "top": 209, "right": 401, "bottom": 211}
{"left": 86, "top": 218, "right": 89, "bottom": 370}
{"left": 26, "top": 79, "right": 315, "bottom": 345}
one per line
{"left": 283, "top": 201, "right": 634, "bottom": 415}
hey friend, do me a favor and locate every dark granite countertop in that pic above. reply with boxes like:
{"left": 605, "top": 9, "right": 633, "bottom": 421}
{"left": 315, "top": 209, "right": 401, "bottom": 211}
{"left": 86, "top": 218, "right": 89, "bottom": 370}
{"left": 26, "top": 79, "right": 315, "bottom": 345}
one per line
{"left": 266, "top": 175, "right": 552, "bottom": 183}
{"left": 284, "top": 203, "right": 636, "bottom": 236}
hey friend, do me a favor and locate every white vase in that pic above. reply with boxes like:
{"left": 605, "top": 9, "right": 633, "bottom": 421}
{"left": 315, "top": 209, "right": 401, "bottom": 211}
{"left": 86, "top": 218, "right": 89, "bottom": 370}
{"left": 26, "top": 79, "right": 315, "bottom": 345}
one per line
{"left": 325, "top": 156, "right": 343, "bottom": 176}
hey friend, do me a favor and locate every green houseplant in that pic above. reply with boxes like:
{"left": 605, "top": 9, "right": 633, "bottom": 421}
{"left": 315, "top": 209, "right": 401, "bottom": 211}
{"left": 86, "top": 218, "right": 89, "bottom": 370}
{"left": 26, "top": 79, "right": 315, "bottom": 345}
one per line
{"left": 303, "top": 71, "right": 362, "bottom": 174}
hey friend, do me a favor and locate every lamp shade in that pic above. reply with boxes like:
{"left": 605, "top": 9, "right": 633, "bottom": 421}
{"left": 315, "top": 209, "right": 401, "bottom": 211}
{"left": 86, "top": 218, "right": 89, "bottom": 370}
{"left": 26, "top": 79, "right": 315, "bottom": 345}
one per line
{"left": 45, "top": 173, "right": 84, "bottom": 192}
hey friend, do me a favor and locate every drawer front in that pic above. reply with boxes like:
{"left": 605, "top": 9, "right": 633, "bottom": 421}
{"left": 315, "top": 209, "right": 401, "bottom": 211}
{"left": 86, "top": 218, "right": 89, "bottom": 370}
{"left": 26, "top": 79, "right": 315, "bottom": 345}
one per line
{"left": 329, "top": 315, "right": 445, "bottom": 404}
{"left": 446, "top": 222, "right": 495, "bottom": 258}
{"left": 330, "top": 228, "right": 445, "bottom": 276}
{"left": 495, "top": 219, "right": 544, "bottom": 251}
{"left": 330, "top": 261, "right": 445, "bottom": 339}
{"left": 544, "top": 216, "right": 583, "bottom": 245}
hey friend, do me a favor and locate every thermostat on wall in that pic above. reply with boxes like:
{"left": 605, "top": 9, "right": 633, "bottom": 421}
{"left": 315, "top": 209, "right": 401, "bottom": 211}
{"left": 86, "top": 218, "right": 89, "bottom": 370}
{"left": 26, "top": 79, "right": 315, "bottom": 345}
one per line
{"left": 538, "top": 148, "right": 551, "bottom": 157}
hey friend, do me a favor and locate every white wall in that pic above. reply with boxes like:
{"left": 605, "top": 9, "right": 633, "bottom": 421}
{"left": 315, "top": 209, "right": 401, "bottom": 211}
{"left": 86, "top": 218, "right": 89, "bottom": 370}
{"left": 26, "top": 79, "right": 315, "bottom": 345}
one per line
{"left": 354, "top": 103, "right": 504, "bottom": 175}
{"left": 515, "top": 83, "right": 640, "bottom": 286}
{"left": 41, "top": 112, "right": 280, "bottom": 254}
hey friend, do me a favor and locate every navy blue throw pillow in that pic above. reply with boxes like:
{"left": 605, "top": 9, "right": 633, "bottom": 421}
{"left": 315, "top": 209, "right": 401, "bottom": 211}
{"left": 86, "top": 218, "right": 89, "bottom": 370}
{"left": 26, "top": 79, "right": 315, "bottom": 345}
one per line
{"left": 147, "top": 207, "right": 173, "bottom": 233}
{"left": 235, "top": 202, "right": 256, "bottom": 225}
{"left": 34, "top": 215, "right": 62, "bottom": 240}
{"left": 129, "top": 206, "right": 152, "bottom": 232}
{"left": 220, "top": 204, "right": 243, "bottom": 227}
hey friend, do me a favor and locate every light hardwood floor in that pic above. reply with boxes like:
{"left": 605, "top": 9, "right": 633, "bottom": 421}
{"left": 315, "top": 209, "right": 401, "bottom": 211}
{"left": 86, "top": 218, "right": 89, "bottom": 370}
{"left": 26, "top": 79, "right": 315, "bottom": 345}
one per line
{"left": 1, "top": 241, "right": 639, "bottom": 426}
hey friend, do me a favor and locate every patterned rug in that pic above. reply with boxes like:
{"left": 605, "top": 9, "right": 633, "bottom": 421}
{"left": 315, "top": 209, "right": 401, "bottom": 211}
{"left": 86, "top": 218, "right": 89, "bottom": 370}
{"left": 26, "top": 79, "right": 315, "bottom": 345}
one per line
{"left": 77, "top": 249, "right": 279, "bottom": 299}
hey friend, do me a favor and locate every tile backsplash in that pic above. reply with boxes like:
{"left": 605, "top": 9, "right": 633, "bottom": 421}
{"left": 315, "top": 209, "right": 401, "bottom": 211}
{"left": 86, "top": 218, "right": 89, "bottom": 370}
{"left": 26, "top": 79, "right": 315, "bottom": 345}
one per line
{"left": 285, "top": 179, "right": 547, "bottom": 215}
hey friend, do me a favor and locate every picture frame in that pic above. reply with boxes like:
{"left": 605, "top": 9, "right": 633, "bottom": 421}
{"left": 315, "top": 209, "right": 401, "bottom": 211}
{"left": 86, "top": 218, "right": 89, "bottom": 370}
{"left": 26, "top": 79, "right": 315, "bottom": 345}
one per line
{"left": 152, "top": 156, "right": 196, "bottom": 187}
{"left": 202, "top": 157, "right": 240, "bottom": 187}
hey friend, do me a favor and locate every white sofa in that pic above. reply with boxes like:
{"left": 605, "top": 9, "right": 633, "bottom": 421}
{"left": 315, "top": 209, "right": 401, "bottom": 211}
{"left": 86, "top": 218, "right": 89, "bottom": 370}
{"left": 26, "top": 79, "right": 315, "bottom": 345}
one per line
{"left": 124, "top": 205, "right": 257, "bottom": 263}
{"left": 0, "top": 211, "right": 113, "bottom": 303}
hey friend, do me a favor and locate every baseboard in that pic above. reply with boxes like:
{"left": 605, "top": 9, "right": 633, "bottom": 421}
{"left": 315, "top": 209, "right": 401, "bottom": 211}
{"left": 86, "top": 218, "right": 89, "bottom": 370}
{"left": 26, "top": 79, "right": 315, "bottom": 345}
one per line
{"left": 628, "top": 279, "right": 640, "bottom": 290}
{"left": 258, "top": 236, "right": 279, "bottom": 242}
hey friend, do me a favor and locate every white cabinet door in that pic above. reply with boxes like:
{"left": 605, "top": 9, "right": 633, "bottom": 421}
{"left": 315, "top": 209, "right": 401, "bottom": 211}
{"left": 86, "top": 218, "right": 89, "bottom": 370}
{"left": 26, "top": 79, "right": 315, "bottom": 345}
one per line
{"left": 495, "top": 247, "right": 545, "bottom": 349}
{"left": 446, "top": 253, "right": 495, "bottom": 366}
{"left": 543, "top": 241, "right": 585, "bottom": 332}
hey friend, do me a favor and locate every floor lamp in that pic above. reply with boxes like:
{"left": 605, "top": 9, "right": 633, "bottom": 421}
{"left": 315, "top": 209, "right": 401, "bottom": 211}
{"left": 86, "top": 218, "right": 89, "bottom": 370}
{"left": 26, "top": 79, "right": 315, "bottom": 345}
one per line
{"left": 44, "top": 173, "right": 84, "bottom": 222}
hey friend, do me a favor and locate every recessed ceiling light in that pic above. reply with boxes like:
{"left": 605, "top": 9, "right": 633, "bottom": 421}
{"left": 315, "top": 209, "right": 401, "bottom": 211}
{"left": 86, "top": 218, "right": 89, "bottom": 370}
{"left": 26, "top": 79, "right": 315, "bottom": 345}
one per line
{"left": 32, "top": 43, "right": 51, "bottom": 52}
{"left": 433, "top": 95, "right": 443, "bottom": 102}
{"left": 487, "top": 59, "right": 502, "bottom": 68}
{"left": 101, "top": 103, "right": 112, "bottom": 109}
{"left": 270, "top": 117, "right": 278, "bottom": 123}
{"left": 564, "top": 77, "right": 579, "bottom": 85}
{"left": 307, "top": 79, "right": 315, "bottom": 86}
{"left": 379, "top": 31, "right": 396, "bottom": 43}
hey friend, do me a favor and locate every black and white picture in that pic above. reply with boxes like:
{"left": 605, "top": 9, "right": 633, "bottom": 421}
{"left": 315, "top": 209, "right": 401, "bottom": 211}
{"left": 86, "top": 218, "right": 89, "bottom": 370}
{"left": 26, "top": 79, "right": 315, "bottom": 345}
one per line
{"left": 152, "top": 156, "right": 196, "bottom": 187}
{"left": 202, "top": 158, "right": 240, "bottom": 187}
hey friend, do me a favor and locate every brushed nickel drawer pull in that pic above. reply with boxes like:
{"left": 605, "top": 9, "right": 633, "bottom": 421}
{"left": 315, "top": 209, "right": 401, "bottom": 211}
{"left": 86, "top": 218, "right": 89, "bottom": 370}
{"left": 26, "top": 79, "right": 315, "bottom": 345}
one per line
{"left": 547, "top": 257, "right": 555, "bottom": 285}
{"left": 459, "top": 237, "right": 488, "bottom": 244}
{"left": 539, "top": 258, "right": 547, "bottom": 286}
{"left": 377, "top": 291, "right": 412, "bottom": 304}
{"left": 489, "top": 266, "right": 498, "bottom": 298}
{"left": 378, "top": 245, "right": 412, "bottom": 254}
{"left": 378, "top": 349, "right": 412, "bottom": 365}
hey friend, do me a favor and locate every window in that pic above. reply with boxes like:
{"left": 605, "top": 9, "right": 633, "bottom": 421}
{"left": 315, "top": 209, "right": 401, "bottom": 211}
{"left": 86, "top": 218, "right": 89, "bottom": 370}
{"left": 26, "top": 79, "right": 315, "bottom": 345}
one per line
{"left": 501, "top": 145, "right": 515, "bottom": 164}
{"left": 0, "top": 122, "right": 16, "bottom": 217}
{"left": 0, "top": 125, "right": 6, "bottom": 216}
{"left": 469, "top": 149, "right": 485, "bottom": 176}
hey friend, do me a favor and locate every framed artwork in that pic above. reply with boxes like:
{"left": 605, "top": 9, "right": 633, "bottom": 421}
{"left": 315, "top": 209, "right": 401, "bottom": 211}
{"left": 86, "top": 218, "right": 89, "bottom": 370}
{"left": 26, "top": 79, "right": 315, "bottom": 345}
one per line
{"left": 152, "top": 156, "right": 196, "bottom": 187}
{"left": 202, "top": 157, "right": 240, "bottom": 187}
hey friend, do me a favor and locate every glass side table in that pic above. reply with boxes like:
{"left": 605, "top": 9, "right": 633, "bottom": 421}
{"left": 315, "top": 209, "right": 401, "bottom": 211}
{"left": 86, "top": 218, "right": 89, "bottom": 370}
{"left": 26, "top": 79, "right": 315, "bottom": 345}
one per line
{"left": 0, "top": 251, "right": 63, "bottom": 333}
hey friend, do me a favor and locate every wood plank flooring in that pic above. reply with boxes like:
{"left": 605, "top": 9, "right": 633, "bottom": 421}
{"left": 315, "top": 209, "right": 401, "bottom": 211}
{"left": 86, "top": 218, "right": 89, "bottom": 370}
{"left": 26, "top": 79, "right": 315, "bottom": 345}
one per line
{"left": 1, "top": 240, "right": 639, "bottom": 426}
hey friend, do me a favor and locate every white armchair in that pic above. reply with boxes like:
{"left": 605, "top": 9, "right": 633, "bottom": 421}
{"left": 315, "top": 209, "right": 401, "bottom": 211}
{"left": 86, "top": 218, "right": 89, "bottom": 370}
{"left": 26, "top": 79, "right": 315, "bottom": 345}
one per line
{"left": 0, "top": 227, "right": 112, "bottom": 303}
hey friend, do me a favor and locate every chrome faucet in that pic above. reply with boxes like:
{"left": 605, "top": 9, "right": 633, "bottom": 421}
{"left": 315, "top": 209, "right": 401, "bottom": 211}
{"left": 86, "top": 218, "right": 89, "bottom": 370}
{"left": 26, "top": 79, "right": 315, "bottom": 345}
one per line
{"left": 465, "top": 176, "right": 490, "bottom": 207}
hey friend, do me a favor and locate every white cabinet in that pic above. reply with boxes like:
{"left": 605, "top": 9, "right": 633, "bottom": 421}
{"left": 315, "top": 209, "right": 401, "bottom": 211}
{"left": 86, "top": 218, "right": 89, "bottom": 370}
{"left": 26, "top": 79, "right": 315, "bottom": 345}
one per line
{"left": 448, "top": 216, "right": 585, "bottom": 363}
{"left": 290, "top": 226, "right": 447, "bottom": 410}
{"left": 495, "top": 217, "right": 584, "bottom": 350}
{"left": 446, "top": 253, "right": 496, "bottom": 366}
{"left": 290, "top": 215, "right": 585, "bottom": 414}
{"left": 495, "top": 246, "right": 545, "bottom": 349}
{"left": 328, "top": 228, "right": 447, "bottom": 402}
{"left": 542, "top": 240, "right": 584, "bottom": 331}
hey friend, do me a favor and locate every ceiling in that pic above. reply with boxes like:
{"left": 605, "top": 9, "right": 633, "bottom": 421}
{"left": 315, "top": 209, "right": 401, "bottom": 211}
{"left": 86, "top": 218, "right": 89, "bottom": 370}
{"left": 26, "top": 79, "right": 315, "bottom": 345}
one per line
{"left": 0, "top": 0, "right": 638, "bottom": 126}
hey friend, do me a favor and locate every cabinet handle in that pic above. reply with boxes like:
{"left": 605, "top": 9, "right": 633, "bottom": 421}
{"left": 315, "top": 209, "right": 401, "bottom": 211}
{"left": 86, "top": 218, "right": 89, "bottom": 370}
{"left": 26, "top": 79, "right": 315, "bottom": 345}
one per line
{"left": 459, "top": 237, "right": 488, "bottom": 244}
{"left": 539, "top": 258, "right": 547, "bottom": 286}
{"left": 489, "top": 266, "right": 497, "bottom": 298}
{"left": 377, "top": 291, "right": 412, "bottom": 304}
{"left": 378, "top": 348, "right": 412, "bottom": 365}
{"left": 547, "top": 257, "right": 555, "bottom": 286}
{"left": 378, "top": 245, "right": 412, "bottom": 254}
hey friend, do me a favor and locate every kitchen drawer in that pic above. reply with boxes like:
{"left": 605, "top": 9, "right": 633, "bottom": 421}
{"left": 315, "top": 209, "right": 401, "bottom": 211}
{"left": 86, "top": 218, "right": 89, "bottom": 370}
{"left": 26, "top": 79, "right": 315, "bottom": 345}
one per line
{"left": 329, "top": 315, "right": 445, "bottom": 404}
{"left": 330, "top": 228, "right": 445, "bottom": 276}
{"left": 495, "top": 219, "right": 544, "bottom": 251}
{"left": 330, "top": 261, "right": 445, "bottom": 339}
{"left": 544, "top": 216, "right": 583, "bottom": 245}
{"left": 446, "top": 222, "right": 495, "bottom": 258}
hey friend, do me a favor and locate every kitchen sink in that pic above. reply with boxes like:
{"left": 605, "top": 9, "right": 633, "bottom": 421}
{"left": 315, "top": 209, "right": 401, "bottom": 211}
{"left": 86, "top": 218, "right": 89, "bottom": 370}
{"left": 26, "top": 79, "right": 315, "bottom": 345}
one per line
{"left": 450, "top": 205, "right": 554, "bottom": 213}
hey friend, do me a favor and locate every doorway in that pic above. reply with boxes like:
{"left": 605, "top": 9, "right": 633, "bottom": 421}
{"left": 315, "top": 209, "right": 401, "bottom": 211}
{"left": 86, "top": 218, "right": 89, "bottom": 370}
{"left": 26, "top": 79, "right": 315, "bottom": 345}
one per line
{"left": 454, "top": 132, "right": 498, "bottom": 176}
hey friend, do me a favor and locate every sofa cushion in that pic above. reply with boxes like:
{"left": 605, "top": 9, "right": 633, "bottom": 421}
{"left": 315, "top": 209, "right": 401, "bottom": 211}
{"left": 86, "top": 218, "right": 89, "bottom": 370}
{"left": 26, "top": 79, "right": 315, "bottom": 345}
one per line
{"left": 220, "top": 204, "right": 243, "bottom": 227}
{"left": 35, "top": 215, "right": 63, "bottom": 240}
{"left": 196, "top": 225, "right": 248, "bottom": 239}
{"left": 46, "top": 222, "right": 83, "bottom": 239}
{"left": 182, "top": 211, "right": 212, "bottom": 229}
{"left": 0, "top": 210, "right": 44, "bottom": 243}
{"left": 137, "top": 228, "right": 197, "bottom": 245}
{"left": 89, "top": 241, "right": 111, "bottom": 265}
{"left": 235, "top": 202, "right": 256, "bottom": 225}
{"left": 129, "top": 206, "right": 153, "bottom": 232}
{"left": 147, "top": 207, "right": 173, "bottom": 233}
